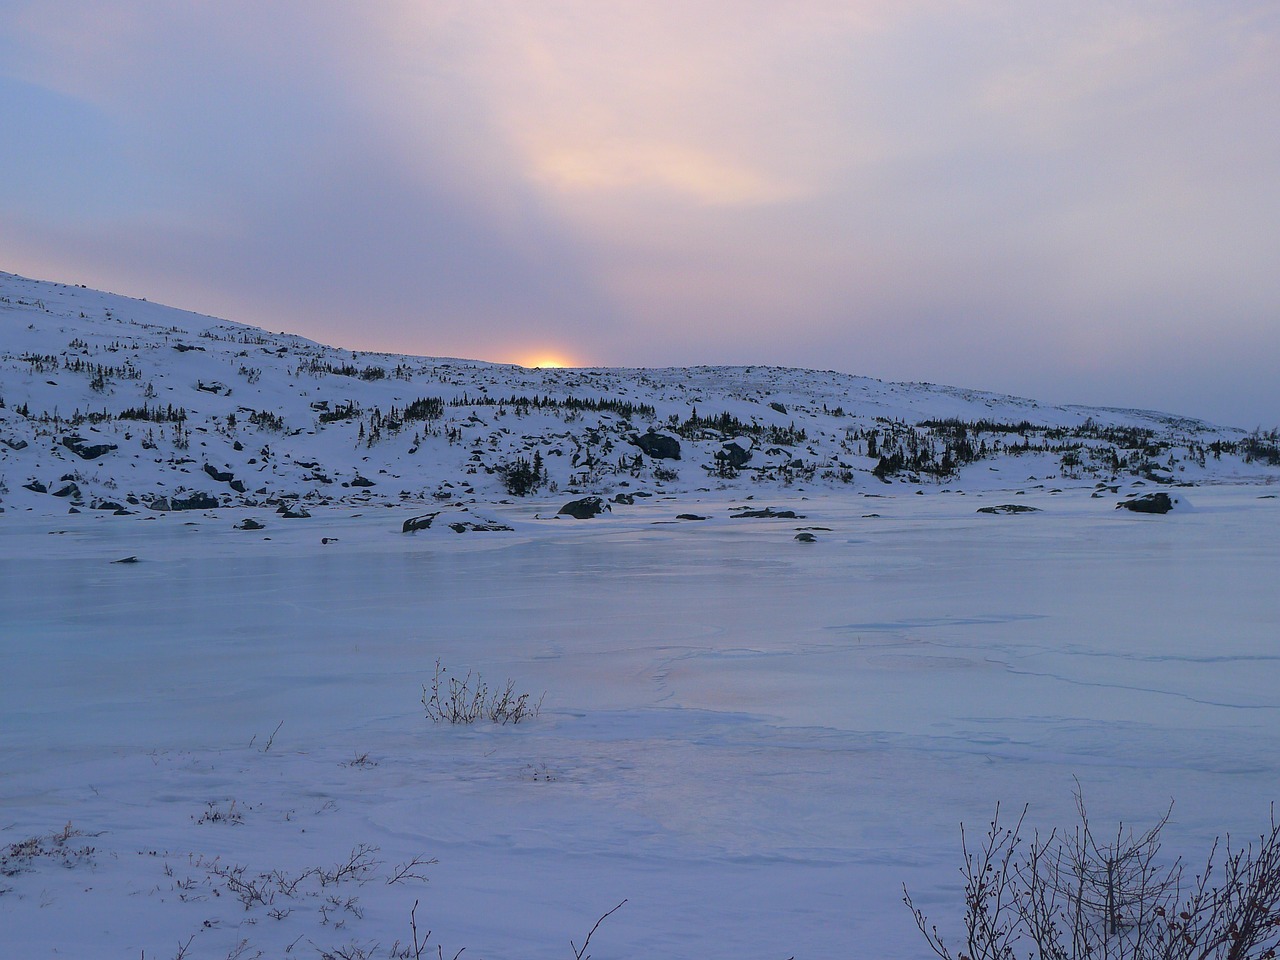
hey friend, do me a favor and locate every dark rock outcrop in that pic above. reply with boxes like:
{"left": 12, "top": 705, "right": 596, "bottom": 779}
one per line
{"left": 402, "top": 512, "right": 439, "bottom": 533}
{"left": 717, "top": 440, "right": 752, "bottom": 469}
{"left": 158, "top": 492, "right": 219, "bottom": 511}
{"left": 23, "top": 480, "right": 47, "bottom": 494}
{"left": 1117, "top": 492, "right": 1176, "bottom": 514}
{"left": 977, "top": 504, "right": 1043, "bottom": 514}
{"left": 448, "top": 521, "right": 514, "bottom": 533}
{"left": 235, "top": 518, "right": 266, "bottom": 530}
{"left": 630, "top": 429, "right": 681, "bottom": 461}
{"left": 62, "top": 435, "right": 117, "bottom": 460}
{"left": 204, "top": 463, "right": 234, "bottom": 483}
{"left": 558, "top": 496, "right": 609, "bottom": 519}
{"left": 731, "top": 507, "right": 802, "bottom": 519}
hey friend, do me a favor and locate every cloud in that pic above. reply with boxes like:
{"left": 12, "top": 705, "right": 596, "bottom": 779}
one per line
{"left": 0, "top": 1, "right": 1277, "bottom": 425}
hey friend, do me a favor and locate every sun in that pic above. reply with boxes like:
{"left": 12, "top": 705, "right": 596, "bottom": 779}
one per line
{"left": 521, "top": 353, "right": 574, "bottom": 369}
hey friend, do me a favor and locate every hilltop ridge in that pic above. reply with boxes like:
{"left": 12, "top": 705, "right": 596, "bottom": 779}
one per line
{"left": 2, "top": 270, "right": 1276, "bottom": 517}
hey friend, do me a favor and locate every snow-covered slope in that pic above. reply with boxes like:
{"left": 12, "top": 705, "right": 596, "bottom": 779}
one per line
{"left": 2, "top": 270, "right": 1276, "bottom": 517}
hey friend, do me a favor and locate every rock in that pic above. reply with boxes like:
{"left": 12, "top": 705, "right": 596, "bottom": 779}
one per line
{"left": 349, "top": 476, "right": 376, "bottom": 487}
{"left": 111, "top": 556, "right": 140, "bottom": 564}
{"left": 558, "top": 496, "right": 609, "bottom": 519}
{"left": 731, "top": 507, "right": 802, "bottom": 519}
{"left": 204, "top": 463, "right": 234, "bottom": 483}
{"left": 448, "top": 521, "right": 514, "bottom": 533}
{"left": 235, "top": 518, "right": 266, "bottom": 530}
{"left": 677, "top": 513, "right": 707, "bottom": 521}
{"left": 229, "top": 479, "right": 248, "bottom": 494}
{"left": 3, "top": 437, "right": 29, "bottom": 450}
{"left": 92, "top": 500, "right": 125, "bottom": 512}
{"left": 161, "top": 492, "right": 219, "bottom": 511}
{"left": 51, "top": 482, "right": 81, "bottom": 499}
{"left": 794, "top": 532, "right": 817, "bottom": 543}
{"left": 62, "top": 435, "right": 117, "bottom": 460}
{"left": 629, "top": 429, "right": 681, "bottom": 460}
{"left": 977, "top": 504, "right": 1043, "bottom": 514}
{"left": 769, "top": 401, "right": 788, "bottom": 414}
{"left": 611, "top": 493, "right": 635, "bottom": 505}
{"left": 279, "top": 507, "right": 311, "bottom": 519}
{"left": 717, "top": 440, "right": 753, "bottom": 469}
{"left": 22, "top": 480, "right": 47, "bottom": 494}
{"left": 402, "top": 512, "right": 439, "bottom": 533}
{"left": 1117, "top": 492, "right": 1176, "bottom": 514}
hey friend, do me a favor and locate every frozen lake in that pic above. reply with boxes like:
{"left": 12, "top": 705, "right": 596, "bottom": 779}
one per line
{"left": 3, "top": 485, "right": 1279, "bottom": 957}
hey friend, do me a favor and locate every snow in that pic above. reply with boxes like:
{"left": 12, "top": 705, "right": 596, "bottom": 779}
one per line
{"left": 2, "top": 272, "right": 1279, "bottom": 958}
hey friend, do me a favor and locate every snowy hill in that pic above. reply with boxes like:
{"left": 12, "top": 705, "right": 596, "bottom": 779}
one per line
{"left": 2, "top": 270, "right": 1277, "bottom": 517}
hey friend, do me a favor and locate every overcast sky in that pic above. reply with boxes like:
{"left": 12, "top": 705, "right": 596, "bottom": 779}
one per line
{"left": 2, "top": 2, "right": 1277, "bottom": 427}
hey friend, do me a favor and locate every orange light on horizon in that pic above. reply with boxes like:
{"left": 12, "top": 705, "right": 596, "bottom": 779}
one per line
{"left": 517, "top": 352, "right": 577, "bottom": 370}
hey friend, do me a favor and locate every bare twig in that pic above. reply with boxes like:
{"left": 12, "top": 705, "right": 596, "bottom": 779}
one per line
{"left": 571, "top": 899, "right": 627, "bottom": 960}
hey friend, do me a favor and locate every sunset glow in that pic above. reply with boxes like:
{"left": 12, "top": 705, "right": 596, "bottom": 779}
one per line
{"left": 0, "top": 2, "right": 1276, "bottom": 425}
{"left": 518, "top": 352, "right": 575, "bottom": 370}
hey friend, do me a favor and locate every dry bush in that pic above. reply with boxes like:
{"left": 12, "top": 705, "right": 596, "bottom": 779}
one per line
{"left": 905, "top": 792, "right": 1280, "bottom": 960}
{"left": 421, "top": 659, "right": 543, "bottom": 725}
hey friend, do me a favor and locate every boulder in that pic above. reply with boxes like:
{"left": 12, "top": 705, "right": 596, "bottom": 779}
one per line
{"left": 717, "top": 440, "right": 753, "bottom": 469}
{"left": 235, "top": 518, "right": 266, "bottom": 530}
{"left": 350, "top": 475, "right": 376, "bottom": 487}
{"left": 731, "top": 507, "right": 802, "bottom": 519}
{"left": 22, "top": 480, "right": 47, "bottom": 494}
{"left": 62, "top": 435, "right": 117, "bottom": 460}
{"left": 676, "top": 514, "right": 708, "bottom": 521}
{"left": 558, "top": 496, "right": 609, "bottom": 519}
{"left": 1117, "top": 492, "right": 1176, "bottom": 514}
{"left": 794, "top": 532, "right": 817, "bottom": 543}
{"left": 977, "top": 504, "right": 1043, "bottom": 514}
{"left": 166, "top": 492, "right": 219, "bottom": 511}
{"left": 629, "top": 429, "right": 681, "bottom": 461}
{"left": 204, "top": 463, "right": 234, "bottom": 483}
{"left": 402, "top": 512, "right": 439, "bottom": 533}
{"left": 51, "top": 482, "right": 81, "bottom": 499}
{"left": 448, "top": 521, "right": 514, "bottom": 533}
{"left": 611, "top": 493, "right": 635, "bottom": 505}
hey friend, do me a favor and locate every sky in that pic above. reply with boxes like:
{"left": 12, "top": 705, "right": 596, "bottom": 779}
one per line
{"left": 1, "top": 1, "right": 1277, "bottom": 428}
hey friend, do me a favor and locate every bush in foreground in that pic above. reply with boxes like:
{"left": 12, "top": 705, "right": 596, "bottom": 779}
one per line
{"left": 904, "top": 792, "right": 1280, "bottom": 960}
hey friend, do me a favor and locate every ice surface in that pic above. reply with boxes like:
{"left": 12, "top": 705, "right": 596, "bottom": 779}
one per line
{"left": 3, "top": 486, "right": 1278, "bottom": 958}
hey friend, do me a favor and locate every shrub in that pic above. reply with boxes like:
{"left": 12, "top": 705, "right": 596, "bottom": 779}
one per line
{"left": 904, "top": 792, "right": 1280, "bottom": 960}
{"left": 421, "top": 659, "right": 542, "bottom": 725}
